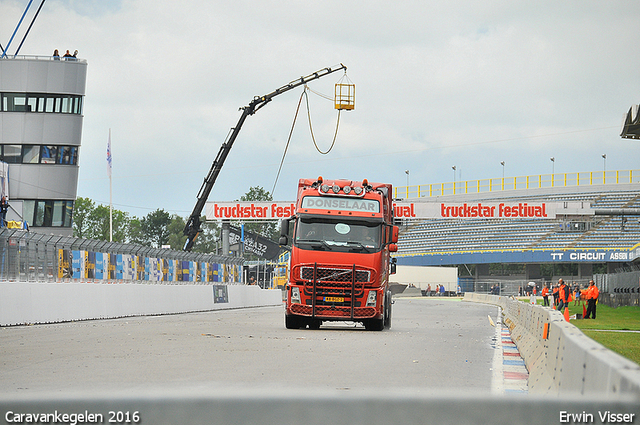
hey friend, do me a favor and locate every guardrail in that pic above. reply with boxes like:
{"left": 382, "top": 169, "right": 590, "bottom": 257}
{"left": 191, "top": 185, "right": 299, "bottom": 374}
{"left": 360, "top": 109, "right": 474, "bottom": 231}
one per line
{"left": 0, "top": 54, "right": 87, "bottom": 63}
{"left": 1, "top": 387, "right": 638, "bottom": 425}
{"left": 0, "top": 229, "right": 243, "bottom": 284}
{"left": 395, "top": 169, "right": 640, "bottom": 199}
{"left": 464, "top": 293, "right": 640, "bottom": 396}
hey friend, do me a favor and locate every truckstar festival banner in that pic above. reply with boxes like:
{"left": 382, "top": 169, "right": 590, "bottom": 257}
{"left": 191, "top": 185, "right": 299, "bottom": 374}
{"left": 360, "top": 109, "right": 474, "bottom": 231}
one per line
{"left": 393, "top": 201, "right": 593, "bottom": 219}
{"left": 206, "top": 201, "right": 593, "bottom": 220}
{"left": 206, "top": 202, "right": 295, "bottom": 220}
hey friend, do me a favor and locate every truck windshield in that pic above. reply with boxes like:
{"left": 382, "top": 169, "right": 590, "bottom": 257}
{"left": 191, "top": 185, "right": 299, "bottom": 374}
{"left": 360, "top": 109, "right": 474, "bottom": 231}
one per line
{"left": 294, "top": 216, "right": 382, "bottom": 253}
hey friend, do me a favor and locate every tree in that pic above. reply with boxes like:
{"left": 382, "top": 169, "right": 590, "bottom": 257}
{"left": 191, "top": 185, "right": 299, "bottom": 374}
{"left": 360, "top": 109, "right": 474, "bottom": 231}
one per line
{"left": 165, "top": 214, "right": 220, "bottom": 253}
{"left": 238, "top": 186, "right": 278, "bottom": 240}
{"left": 73, "top": 197, "right": 130, "bottom": 242}
{"left": 141, "top": 209, "right": 171, "bottom": 248}
{"left": 192, "top": 218, "right": 221, "bottom": 254}
{"left": 87, "top": 205, "right": 130, "bottom": 242}
{"left": 166, "top": 214, "right": 187, "bottom": 251}
{"left": 127, "top": 217, "right": 146, "bottom": 245}
{"left": 72, "top": 197, "right": 95, "bottom": 238}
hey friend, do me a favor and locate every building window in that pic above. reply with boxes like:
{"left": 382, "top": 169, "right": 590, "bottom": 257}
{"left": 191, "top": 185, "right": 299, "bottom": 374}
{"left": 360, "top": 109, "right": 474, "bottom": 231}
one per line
{"left": 59, "top": 146, "right": 78, "bottom": 164}
{"left": 0, "top": 92, "right": 83, "bottom": 115}
{"left": 0, "top": 144, "right": 78, "bottom": 165}
{"left": 40, "top": 146, "right": 58, "bottom": 164}
{"left": 22, "top": 200, "right": 74, "bottom": 228}
{"left": 1, "top": 145, "right": 22, "bottom": 163}
{"left": 22, "top": 145, "right": 40, "bottom": 164}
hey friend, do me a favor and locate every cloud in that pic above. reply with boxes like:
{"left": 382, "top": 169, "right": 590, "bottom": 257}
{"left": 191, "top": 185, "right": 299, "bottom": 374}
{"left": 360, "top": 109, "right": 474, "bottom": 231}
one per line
{"left": 2, "top": 0, "right": 639, "bottom": 216}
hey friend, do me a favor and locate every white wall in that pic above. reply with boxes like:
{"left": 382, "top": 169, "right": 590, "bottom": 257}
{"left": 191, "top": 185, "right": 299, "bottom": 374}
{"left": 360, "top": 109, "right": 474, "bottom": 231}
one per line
{"left": 392, "top": 265, "right": 458, "bottom": 291}
{"left": 0, "top": 282, "right": 283, "bottom": 326}
{"left": 464, "top": 293, "right": 640, "bottom": 396}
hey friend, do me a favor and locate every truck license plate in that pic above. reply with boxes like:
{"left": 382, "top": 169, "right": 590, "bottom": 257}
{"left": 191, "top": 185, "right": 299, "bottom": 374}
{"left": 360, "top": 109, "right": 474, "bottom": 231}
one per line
{"left": 324, "top": 296, "right": 344, "bottom": 303}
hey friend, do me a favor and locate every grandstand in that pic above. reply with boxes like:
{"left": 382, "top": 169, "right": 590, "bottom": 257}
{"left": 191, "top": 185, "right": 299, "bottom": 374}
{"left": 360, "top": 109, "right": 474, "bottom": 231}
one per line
{"left": 393, "top": 169, "right": 640, "bottom": 284}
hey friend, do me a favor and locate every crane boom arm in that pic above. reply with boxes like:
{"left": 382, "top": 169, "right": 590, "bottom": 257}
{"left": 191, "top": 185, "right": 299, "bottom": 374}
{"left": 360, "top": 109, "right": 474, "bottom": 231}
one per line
{"left": 183, "top": 64, "right": 347, "bottom": 251}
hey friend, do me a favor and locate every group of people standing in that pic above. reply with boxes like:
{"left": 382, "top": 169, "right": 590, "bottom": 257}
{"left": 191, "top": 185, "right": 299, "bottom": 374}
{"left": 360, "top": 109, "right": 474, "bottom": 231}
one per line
{"left": 425, "top": 284, "right": 447, "bottom": 296}
{"left": 53, "top": 49, "right": 78, "bottom": 60}
{"left": 540, "top": 278, "right": 600, "bottom": 319}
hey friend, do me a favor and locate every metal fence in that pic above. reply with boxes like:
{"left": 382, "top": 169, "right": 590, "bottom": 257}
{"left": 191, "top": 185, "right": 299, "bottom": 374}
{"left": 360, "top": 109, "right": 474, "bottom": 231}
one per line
{"left": 594, "top": 269, "right": 640, "bottom": 307}
{"left": 395, "top": 169, "right": 640, "bottom": 199}
{"left": 0, "top": 228, "right": 244, "bottom": 284}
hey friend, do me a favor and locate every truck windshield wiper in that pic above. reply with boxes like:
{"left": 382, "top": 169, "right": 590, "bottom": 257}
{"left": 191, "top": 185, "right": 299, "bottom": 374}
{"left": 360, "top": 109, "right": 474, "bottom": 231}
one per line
{"left": 345, "top": 241, "right": 373, "bottom": 252}
{"left": 298, "top": 239, "right": 330, "bottom": 250}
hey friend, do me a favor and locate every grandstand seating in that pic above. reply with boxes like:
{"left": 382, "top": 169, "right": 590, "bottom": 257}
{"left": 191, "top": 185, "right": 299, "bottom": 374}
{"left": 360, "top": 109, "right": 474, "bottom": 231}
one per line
{"left": 397, "top": 189, "right": 640, "bottom": 256}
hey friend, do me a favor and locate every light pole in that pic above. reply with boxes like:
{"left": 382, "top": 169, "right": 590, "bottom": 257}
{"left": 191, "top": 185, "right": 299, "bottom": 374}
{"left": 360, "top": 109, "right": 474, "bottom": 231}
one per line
{"left": 500, "top": 161, "right": 505, "bottom": 179}
{"left": 405, "top": 170, "right": 410, "bottom": 198}
{"left": 452, "top": 166, "right": 456, "bottom": 194}
{"left": 602, "top": 154, "right": 606, "bottom": 184}
{"left": 550, "top": 157, "right": 555, "bottom": 187}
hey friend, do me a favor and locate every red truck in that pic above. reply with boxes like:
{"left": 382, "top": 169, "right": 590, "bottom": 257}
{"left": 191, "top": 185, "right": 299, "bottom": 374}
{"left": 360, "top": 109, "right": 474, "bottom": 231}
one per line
{"left": 279, "top": 177, "right": 399, "bottom": 331}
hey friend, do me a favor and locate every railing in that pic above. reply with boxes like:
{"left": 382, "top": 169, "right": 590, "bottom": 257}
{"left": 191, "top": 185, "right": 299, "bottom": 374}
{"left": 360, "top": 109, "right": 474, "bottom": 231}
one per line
{"left": 395, "top": 169, "right": 640, "bottom": 199}
{"left": 0, "top": 54, "right": 87, "bottom": 64}
{"left": 0, "top": 228, "right": 243, "bottom": 284}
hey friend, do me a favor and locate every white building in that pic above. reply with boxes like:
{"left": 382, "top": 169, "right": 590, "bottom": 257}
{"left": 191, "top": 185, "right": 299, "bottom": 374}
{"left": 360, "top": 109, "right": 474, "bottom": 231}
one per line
{"left": 0, "top": 55, "right": 87, "bottom": 235}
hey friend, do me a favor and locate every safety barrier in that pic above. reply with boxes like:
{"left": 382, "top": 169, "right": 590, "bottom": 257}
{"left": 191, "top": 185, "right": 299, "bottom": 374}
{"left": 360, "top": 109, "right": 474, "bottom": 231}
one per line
{"left": 0, "top": 281, "right": 283, "bottom": 326}
{"left": 0, "top": 229, "right": 282, "bottom": 326}
{"left": 1, "top": 389, "right": 638, "bottom": 425}
{"left": 464, "top": 293, "right": 640, "bottom": 396}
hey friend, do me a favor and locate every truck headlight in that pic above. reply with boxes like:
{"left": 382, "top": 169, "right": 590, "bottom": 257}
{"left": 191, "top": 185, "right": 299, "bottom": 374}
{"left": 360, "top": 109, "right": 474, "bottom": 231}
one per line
{"left": 366, "top": 290, "right": 377, "bottom": 306}
{"left": 291, "top": 286, "right": 301, "bottom": 304}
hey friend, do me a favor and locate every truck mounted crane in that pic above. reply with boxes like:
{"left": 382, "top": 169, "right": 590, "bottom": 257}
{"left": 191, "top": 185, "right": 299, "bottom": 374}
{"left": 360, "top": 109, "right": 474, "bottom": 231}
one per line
{"left": 183, "top": 64, "right": 347, "bottom": 251}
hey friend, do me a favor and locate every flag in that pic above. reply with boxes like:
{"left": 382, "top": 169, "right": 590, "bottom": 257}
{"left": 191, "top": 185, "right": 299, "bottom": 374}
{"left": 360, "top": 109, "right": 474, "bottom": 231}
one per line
{"left": 107, "top": 129, "right": 112, "bottom": 178}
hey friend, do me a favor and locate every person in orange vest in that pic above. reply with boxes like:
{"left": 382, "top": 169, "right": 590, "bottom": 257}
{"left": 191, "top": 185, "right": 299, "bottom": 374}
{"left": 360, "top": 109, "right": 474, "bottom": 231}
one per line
{"left": 552, "top": 283, "right": 560, "bottom": 307}
{"left": 585, "top": 280, "right": 599, "bottom": 319}
{"left": 541, "top": 284, "right": 550, "bottom": 306}
{"left": 557, "top": 279, "right": 569, "bottom": 311}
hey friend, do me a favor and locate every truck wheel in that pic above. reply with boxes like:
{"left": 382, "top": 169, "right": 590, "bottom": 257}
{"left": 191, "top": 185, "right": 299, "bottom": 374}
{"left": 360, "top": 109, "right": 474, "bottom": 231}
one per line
{"left": 365, "top": 315, "right": 384, "bottom": 331}
{"left": 308, "top": 319, "right": 321, "bottom": 330}
{"left": 384, "top": 293, "right": 392, "bottom": 329}
{"left": 285, "top": 314, "right": 302, "bottom": 329}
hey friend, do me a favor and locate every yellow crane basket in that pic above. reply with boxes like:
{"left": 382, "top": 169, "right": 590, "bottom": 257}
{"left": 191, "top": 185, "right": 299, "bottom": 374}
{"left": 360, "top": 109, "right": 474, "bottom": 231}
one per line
{"left": 335, "top": 73, "right": 355, "bottom": 111}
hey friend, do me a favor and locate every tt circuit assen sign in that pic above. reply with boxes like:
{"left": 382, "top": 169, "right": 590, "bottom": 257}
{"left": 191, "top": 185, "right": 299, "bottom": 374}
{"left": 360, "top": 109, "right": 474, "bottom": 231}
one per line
{"left": 205, "top": 201, "right": 593, "bottom": 220}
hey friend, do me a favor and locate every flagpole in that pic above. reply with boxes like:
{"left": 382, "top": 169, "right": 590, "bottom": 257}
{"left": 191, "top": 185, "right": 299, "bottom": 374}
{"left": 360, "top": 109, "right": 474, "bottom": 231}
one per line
{"left": 108, "top": 128, "right": 113, "bottom": 242}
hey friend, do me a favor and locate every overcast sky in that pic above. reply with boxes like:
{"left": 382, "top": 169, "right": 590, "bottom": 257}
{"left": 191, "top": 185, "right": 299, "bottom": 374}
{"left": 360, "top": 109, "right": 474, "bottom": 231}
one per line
{"left": 2, "top": 0, "right": 639, "bottom": 218}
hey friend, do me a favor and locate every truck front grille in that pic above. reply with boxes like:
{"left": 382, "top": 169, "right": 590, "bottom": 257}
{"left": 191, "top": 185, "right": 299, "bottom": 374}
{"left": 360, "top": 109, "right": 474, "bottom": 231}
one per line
{"left": 298, "top": 265, "right": 372, "bottom": 286}
{"left": 291, "top": 304, "right": 377, "bottom": 319}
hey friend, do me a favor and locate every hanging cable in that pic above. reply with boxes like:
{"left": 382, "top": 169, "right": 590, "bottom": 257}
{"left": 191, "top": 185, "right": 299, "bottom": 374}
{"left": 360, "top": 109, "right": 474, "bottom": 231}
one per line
{"left": 304, "top": 87, "right": 341, "bottom": 155}
{"left": 271, "top": 89, "right": 305, "bottom": 196}
{"left": 272, "top": 84, "right": 344, "bottom": 194}
{"left": 305, "top": 86, "right": 333, "bottom": 102}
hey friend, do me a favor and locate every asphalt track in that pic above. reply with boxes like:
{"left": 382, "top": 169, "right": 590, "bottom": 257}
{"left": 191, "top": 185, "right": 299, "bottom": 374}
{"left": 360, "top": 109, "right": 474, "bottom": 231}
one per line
{"left": 0, "top": 298, "right": 503, "bottom": 395}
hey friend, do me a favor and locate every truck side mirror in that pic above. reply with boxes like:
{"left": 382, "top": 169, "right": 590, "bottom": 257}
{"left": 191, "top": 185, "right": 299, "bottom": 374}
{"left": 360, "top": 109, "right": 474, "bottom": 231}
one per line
{"left": 391, "top": 225, "right": 399, "bottom": 243}
{"left": 390, "top": 257, "right": 397, "bottom": 274}
{"left": 388, "top": 243, "right": 398, "bottom": 253}
{"left": 279, "top": 218, "right": 291, "bottom": 246}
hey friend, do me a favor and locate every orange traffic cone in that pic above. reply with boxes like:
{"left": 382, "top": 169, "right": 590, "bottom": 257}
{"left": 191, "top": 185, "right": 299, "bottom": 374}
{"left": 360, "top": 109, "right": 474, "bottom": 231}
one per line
{"left": 582, "top": 303, "right": 587, "bottom": 318}
{"left": 564, "top": 307, "right": 570, "bottom": 322}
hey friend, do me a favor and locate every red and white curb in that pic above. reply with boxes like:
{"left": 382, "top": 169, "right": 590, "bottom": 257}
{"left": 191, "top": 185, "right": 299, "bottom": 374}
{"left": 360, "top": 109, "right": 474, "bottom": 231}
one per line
{"left": 491, "top": 309, "right": 529, "bottom": 394}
